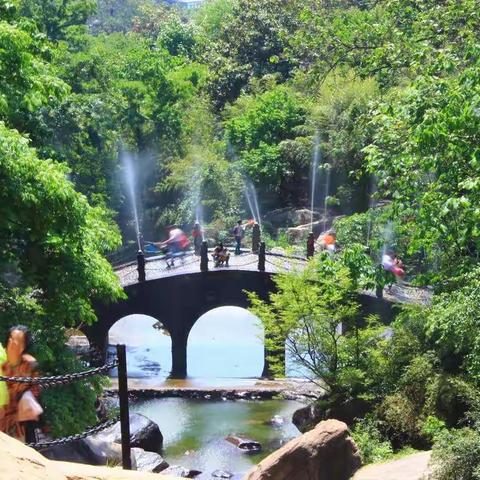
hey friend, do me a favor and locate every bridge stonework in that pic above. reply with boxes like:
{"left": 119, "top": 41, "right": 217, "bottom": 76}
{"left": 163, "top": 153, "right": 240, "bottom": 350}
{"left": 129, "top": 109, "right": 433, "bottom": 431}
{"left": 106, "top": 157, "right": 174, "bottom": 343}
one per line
{"left": 83, "top": 268, "right": 396, "bottom": 379}
{"left": 83, "top": 270, "right": 276, "bottom": 378}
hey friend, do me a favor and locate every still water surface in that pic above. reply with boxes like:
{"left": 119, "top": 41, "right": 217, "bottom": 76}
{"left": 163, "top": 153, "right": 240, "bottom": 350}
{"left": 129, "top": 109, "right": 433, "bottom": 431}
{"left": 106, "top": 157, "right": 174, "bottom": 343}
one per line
{"left": 132, "top": 397, "right": 303, "bottom": 478}
{"left": 109, "top": 308, "right": 304, "bottom": 477}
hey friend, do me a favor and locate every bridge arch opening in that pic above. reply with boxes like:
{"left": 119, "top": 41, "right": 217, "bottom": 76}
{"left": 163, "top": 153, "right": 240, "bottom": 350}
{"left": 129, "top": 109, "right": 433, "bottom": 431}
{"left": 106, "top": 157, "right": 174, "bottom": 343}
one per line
{"left": 187, "top": 306, "right": 264, "bottom": 378}
{"left": 109, "top": 314, "right": 172, "bottom": 378}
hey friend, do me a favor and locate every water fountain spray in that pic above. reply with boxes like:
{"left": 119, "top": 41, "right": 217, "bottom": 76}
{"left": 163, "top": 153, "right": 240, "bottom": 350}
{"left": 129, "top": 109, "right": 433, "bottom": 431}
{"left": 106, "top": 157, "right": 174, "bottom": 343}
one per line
{"left": 246, "top": 181, "right": 262, "bottom": 227}
{"left": 310, "top": 132, "right": 321, "bottom": 233}
{"left": 366, "top": 175, "right": 378, "bottom": 247}
{"left": 122, "top": 150, "right": 142, "bottom": 250}
{"left": 323, "top": 163, "right": 331, "bottom": 233}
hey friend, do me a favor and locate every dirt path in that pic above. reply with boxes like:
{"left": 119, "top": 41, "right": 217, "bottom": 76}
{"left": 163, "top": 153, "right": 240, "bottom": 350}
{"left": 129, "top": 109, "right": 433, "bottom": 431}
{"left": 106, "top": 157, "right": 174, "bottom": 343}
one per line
{"left": 353, "top": 451, "right": 432, "bottom": 480}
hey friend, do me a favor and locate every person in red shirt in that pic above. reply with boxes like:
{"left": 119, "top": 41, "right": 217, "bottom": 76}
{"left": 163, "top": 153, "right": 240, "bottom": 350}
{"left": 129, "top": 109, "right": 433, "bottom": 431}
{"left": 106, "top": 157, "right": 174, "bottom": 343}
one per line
{"left": 154, "top": 227, "right": 190, "bottom": 268}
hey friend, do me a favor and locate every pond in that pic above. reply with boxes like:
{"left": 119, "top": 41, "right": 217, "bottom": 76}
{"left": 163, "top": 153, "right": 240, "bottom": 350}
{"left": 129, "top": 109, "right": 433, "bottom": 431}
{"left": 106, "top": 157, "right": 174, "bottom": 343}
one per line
{"left": 131, "top": 397, "right": 303, "bottom": 479}
{"left": 108, "top": 307, "right": 308, "bottom": 477}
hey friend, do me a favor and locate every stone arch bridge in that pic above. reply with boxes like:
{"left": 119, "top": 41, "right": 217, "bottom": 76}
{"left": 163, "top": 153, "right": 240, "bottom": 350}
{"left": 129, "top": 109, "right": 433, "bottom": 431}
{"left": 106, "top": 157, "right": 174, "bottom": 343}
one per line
{"left": 82, "top": 251, "right": 398, "bottom": 378}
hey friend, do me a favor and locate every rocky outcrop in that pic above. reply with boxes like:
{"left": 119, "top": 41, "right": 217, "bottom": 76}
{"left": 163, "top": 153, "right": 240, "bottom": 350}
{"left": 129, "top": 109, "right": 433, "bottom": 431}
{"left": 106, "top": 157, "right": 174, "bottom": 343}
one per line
{"left": 0, "top": 431, "right": 181, "bottom": 480}
{"left": 244, "top": 419, "right": 361, "bottom": 480}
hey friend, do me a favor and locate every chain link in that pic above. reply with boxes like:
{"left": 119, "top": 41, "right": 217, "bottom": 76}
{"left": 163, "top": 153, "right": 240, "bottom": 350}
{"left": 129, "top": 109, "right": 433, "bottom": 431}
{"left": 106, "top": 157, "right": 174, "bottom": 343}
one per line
{"left": 0, "top": 361, "right": 118, "bottom": 387}
{"left": 27, "top": 416, "right": 119, "bottom": 449}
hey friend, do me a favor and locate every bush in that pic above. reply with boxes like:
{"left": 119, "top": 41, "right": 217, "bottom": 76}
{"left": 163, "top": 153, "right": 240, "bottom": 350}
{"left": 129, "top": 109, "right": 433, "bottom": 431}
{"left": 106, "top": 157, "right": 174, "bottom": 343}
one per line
{"left": 351, "top": 417, "right": 393, "bottom": 464}
{"left": 421, "top": 416, "right": 446, "bottom": 443}
{"left": 431, "top": 428, "right": 480, "bottom": 480}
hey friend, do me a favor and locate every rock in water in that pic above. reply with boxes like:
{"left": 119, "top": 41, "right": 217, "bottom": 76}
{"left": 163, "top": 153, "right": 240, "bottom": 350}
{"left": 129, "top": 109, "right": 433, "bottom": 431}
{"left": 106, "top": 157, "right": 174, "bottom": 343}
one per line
{"left": 268, "top": 415, "right": 285, "bottom": 427}
{"left": 131, "top": 447, "right": 169, "bottom": 473}
{"left": 212, "top": 470, "right": 234, "bottom": 478}
{"left": 292, "top": 403, "right": 324, "bottom": 433}
{"left": 160, "top": 465, "right": 202, "bottom": 477}
{"left": 113, "top": 413, "right": 163, "bottom": 453}
{"left": 244, "top": 419, "right": 361, "bottom": 480}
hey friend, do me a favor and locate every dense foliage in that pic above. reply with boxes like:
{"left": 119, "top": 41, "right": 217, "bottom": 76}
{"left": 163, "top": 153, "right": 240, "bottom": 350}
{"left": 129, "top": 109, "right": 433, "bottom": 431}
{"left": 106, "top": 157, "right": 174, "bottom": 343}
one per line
{"left": 3, "top": 0, "right": 480, "bottom": 467}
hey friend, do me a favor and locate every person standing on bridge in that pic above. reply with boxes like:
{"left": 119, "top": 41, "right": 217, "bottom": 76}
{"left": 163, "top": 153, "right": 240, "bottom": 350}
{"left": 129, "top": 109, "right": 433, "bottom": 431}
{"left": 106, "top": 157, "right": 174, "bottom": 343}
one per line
{"left": 192, "top": 222, "right": 203, "bottom": 256}
{"left": 233, "top": 220, "right": 245, "bottom": 255}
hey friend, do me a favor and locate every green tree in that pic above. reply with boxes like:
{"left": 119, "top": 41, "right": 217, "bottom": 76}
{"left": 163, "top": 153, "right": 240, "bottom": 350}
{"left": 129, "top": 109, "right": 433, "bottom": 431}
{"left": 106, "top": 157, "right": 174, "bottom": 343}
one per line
{"left": 19, "top": 0, "right": 97, "bottom": 41}
{"left": 247, "top": 255, "right": 384, "bottom": 398}
{"left": 0, "top": 123, "right": 124, "bottom": 435}
{"left": 225, "top": 85, "right": 307, "bottom": 204}
{"left": 203, "top": 0, "right": 303, "bottom": 108}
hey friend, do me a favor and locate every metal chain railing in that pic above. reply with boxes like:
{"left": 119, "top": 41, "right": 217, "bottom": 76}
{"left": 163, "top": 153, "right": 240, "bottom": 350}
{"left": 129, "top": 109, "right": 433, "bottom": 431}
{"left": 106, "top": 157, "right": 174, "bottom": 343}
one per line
{"left": 27, "top": 416, "right": 119, "bottom": 449}
{"left": 0, "top": 361, "right": 118, "bottom": 388}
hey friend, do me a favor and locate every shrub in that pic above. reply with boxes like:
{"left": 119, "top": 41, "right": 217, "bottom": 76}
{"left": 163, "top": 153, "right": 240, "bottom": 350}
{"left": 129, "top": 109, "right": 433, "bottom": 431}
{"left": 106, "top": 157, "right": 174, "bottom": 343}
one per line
{"left": 421, "top": 416, "right": 446, "bottom": 443}
{"left": 351, "top": 417, "right": 393, "bottom": 464}
{"left": 431, "top": 428, "right": 480, "bottom": 480}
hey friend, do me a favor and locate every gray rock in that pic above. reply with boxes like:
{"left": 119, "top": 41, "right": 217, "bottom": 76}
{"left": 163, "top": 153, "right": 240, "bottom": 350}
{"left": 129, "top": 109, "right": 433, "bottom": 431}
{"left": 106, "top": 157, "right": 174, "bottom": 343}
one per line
{"left": 83, "top": 435, "right": 125, "bottom": 466}
{"left": 292, "top": 403, "right": 324, "bottom": 433}
{"left": 212, "top": 470, "right": 234, "bottom": 478}
{"left": 131, "top": 447, "right": 169, "bottom": 473}
{"left": 88, "top": 413, "right": 163, "bottom": 454}
{"left": 268, "top": 415, "right": 285, "bottom": 427}
{"left": 114, "top": 413, "right": 163, "bottom": 453}
{"left": 39, "top": 440, "right": 98, "bottom": 465}
{"left": 160, "top": 465, "right": 202, "bottom": 477}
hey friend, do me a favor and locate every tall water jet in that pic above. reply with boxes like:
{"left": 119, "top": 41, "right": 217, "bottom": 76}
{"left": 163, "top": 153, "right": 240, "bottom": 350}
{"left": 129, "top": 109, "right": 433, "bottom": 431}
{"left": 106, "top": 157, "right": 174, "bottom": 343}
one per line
{"left": 366, "top": 175, "right": 378, "bottom": 247}
{"left": 122, "top": 150, "right": 141, "bottom": 250}
{"left": 248, "top": 181, "right": 262, "bottom": 227}
{"left": 245, "top": 180, "right": 261, "bottom": 226}
{"left": 382, "top": 220, "right": 394, "bottom": 258}
{"left": 322, "top": 163, "right": 331, "bottom": 232}
{"left": 310, "top": 132, "right": 321, "bottom": 232}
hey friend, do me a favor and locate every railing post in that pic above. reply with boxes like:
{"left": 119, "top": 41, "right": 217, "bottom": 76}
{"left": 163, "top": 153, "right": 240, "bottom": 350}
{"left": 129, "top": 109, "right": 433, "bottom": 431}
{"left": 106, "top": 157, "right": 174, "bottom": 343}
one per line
{"left": 137, "top": 249, "right": 146, "bottom": 282}
{"left": 252, "top": 223, "right": 261, "bottom": 253}
{"left": 258, "top": 241, "right": 266, "bottom": 271}
{"left": 200, "top": 240, "right": 209, "bottom": 272}
{"left": 307, "top": 232, "right": 315, "bottom": 258}
{"left": 116, "top": 344, "right": 131, "bottom": 470}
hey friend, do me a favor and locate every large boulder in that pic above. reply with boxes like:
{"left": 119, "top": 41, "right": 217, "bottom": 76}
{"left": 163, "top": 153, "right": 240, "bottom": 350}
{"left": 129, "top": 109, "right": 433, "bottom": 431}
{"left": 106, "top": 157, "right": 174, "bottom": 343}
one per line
{"left": 292, "top": 403, "right": 324, "bottom": 433}
{"left": 264, "top": 208, "right": 320, "bottom": 228}
{"left": 244, "top": 419, "right": 361, "bottom": 480}
{"left": 90, "top": 413, "right": 163, "bottom": 453}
